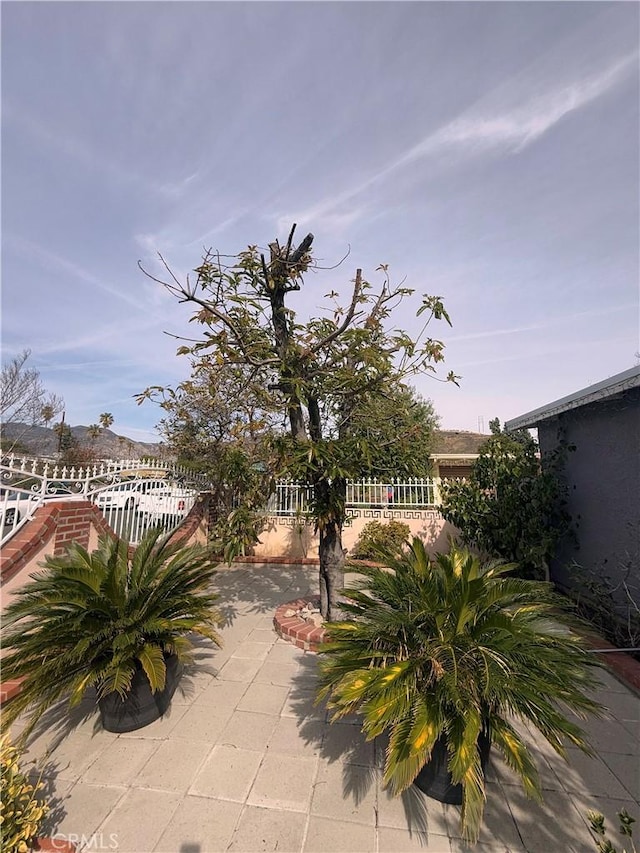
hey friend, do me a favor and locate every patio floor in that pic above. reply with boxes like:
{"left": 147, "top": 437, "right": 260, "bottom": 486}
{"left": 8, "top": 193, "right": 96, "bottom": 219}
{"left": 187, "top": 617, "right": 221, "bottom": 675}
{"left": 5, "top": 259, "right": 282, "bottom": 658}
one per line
{"left": 13, "top": 563, "right": 640, "bottom": 853}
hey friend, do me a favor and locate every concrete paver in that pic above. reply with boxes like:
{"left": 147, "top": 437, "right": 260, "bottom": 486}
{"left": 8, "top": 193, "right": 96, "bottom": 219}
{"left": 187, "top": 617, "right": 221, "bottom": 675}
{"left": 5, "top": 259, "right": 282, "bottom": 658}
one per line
{"left": 247, "top": 751, "right": 318, "bottom": 812}
{"left": 153, "top": 796, "right": 243, "bottom": 853}
{"left": 304, "top": 815, "right": 377, "bottom": 852}
{"left": 19, "top": 563, "right": 640, "bottom": 852}
{"left": 190, "top": 745, "right": 263, "bottom": 802}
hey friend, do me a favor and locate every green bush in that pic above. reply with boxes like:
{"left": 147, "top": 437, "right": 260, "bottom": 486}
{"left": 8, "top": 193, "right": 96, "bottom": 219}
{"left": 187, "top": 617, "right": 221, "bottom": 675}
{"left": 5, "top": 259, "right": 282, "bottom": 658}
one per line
{"left": 350, "top": 520, "right": 411, "bottom": 560}
{"left": 1, "top": 527, "right": 223, "bottom": 739}
{"left": 440, "top": 419, "right": 572, "bottom": 580}
{"left": 0, "top": 735, "right": 49, "bottom": 853}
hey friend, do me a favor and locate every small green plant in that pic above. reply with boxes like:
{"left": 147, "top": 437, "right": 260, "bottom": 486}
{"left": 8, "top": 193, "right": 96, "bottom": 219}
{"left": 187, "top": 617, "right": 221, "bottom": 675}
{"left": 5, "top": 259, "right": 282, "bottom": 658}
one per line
{"left": 212, "top": 503, "right": 266, "bottom": 563}
{"left": 0, "top": 735, "right": 49, "bottom": 853}
{"left": 588, "top": 808, "right": 636, "bottom": 853}
{"left": 350, "top": 519, "right": 411, "bottom": 560}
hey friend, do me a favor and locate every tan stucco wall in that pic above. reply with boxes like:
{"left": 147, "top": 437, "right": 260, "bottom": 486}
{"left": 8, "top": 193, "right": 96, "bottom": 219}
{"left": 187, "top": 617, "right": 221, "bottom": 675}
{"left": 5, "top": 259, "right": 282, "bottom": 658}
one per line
{"left": 1, "top": 537, "right": 51, "bottom": 615}
{"left": 253, "top": 508, "right": 458, "bottom": 560}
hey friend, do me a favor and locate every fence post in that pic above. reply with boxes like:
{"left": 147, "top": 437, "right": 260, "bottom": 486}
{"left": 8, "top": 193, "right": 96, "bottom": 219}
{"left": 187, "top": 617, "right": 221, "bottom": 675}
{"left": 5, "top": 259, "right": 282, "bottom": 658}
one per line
{"left": 433, "top": 477, "right": 442, "bottom": 506}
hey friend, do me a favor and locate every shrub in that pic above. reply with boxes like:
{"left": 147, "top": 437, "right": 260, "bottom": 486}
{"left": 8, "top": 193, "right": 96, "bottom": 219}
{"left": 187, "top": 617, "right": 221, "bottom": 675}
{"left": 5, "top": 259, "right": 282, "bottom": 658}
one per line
{"left": 440, "top": 419, "right": 572, "bottom": 580}
{"left": 568, "top": 557, "right": 640, "bottom": 659}
{"left": 1, "top": 527, "right": 223, "bottom": 738}
{"left": 350, "top": 519, "right": 411, "bottom": 560}
{"left": 0, "top": 735, "right": 49, "bottom": 853}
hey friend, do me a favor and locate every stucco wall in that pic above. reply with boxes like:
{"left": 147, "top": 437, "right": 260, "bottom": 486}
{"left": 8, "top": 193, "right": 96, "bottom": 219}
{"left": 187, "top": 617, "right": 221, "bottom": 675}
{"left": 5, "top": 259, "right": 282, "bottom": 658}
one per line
{"left": 253, "top": 508, "right": 458, "bottom": 560}
{"left": 538, "top": 386, "right": 640, "bottom": 610}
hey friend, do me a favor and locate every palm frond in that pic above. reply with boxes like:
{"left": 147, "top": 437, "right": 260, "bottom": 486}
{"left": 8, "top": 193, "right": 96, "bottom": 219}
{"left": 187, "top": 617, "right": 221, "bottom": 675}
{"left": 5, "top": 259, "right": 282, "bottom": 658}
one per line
{"left": 317, "top": 540, "right": 604, "bottom": 842}
{"left": 0, "top": 528, "right": 223, "bottom": 736}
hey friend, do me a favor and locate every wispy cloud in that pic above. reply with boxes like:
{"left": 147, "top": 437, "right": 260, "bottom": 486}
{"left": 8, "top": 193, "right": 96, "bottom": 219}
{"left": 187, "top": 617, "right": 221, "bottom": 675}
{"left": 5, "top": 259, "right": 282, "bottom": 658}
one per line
{"left": 282, "top": 50, "right": 637, "bottom": 232}
{"left": 3, "top": 100, "right": 190, "bottom": 200}
{"left": 447, "top": 302, "right": 638, "bottom": 343}
{"left": 7, "top": 234, "right": 147, "bottom": 311}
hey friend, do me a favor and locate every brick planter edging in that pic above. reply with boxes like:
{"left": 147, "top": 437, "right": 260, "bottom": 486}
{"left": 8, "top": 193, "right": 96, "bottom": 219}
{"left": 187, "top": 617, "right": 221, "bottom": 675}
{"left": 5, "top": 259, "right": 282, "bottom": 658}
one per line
{"left": 235, "top": 555, "right": 320, "bottom": 565}
{"left": 274, "top": 598, "right": 327, "bottom": 652}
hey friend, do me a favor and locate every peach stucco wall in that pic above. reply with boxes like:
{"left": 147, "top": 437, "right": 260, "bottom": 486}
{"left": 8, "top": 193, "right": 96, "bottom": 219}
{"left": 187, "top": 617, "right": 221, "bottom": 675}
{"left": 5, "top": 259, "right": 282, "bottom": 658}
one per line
{"left": 253, "top": 508, "right": 458, "bottom": 560}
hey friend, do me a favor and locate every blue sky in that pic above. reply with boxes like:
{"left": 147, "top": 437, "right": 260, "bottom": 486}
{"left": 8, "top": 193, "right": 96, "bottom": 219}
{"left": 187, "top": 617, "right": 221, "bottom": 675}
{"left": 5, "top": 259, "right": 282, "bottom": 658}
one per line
{"left": 2, "top": 1, "right": 638, "bottom": 443}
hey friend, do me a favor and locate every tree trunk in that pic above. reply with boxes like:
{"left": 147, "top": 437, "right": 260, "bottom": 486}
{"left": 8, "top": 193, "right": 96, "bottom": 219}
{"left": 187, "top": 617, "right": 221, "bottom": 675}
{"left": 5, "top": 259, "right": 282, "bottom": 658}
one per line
{"left": 318, "top": 519, "right": 345, "bottom": 621}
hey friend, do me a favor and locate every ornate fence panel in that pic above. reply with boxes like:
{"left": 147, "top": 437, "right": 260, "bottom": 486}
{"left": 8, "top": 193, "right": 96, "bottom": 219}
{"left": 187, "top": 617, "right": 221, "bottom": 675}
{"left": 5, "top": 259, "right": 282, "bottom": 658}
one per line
{"left": 0, "top": 455, "right": 211, "bottom": 546}
{"left": 262, "top": 477, "right": 443, "bottom": 518}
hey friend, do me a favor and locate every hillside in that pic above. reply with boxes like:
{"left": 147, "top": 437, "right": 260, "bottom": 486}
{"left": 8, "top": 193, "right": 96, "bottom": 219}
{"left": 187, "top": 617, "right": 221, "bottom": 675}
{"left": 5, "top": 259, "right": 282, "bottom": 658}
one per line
{"left": 1, "top": 422, "right": 164, "bottom": 460}
{"left": 1, "top": 423, "right": 489, "bottom": 463}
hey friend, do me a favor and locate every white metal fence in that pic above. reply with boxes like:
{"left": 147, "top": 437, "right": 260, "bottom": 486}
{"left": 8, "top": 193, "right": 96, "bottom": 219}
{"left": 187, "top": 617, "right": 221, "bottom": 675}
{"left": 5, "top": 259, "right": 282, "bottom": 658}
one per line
{"left": 1, "top": 453, "right": 457, "bottom": 547}
{"left": 264, "top": 477, "right": 444, "bottom": 517}
{"left": 0, "top": 455, "right": 210, "bottom": 546}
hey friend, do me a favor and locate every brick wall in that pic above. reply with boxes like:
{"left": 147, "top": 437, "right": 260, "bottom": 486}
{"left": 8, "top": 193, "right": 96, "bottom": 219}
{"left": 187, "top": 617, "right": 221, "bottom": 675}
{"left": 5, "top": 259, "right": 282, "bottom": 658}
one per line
{"left": 0, "top": 495, "right": 212, "bottom": 588}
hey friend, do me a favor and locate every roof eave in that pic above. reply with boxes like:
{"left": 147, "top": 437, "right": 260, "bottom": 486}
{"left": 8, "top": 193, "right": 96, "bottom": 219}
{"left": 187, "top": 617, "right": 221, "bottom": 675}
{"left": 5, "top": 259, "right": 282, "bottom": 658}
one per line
{"left": 505, "top": 366, "right": 640, "bottom": 430}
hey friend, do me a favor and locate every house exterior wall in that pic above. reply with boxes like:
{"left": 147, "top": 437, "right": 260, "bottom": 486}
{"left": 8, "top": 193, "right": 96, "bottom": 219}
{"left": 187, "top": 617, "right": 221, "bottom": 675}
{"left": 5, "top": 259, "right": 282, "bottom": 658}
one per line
{"left": 253, "top": 508, "right": 458, "bottom": 560}
{"left": 537, "top": 385, "right": 640, "bottom": 609}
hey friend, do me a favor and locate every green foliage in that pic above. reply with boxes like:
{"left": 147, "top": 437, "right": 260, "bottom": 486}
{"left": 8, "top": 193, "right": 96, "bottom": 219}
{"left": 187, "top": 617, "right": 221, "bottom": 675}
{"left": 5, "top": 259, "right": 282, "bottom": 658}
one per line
{"left": 588, "top": 809, "right": 636, "bottom": 853}
{"left": 139, "top": 362, "right": 276, "bottom": 562}
{"left": 1, "top": 735, "right": 49, "bottom": 853}
{"left": 317, "top": 540, "right": 603, "bottom": 842}
{"left": 350, "top": 520, "right": 411, "bottom": 560}
{"left": 1, "top": 528, "right": 223, "bottom": 739}
{"left": 212, "top": 503, "right": 267, "bottom": 564}
{"left": 440, "top": 419, "right": 571, "bottom": 580}
{"left": 139, "top": 227, "right": 456, "bottom": 619}
{"left": 339, "top": 386, "right": 439, "bottom": 479}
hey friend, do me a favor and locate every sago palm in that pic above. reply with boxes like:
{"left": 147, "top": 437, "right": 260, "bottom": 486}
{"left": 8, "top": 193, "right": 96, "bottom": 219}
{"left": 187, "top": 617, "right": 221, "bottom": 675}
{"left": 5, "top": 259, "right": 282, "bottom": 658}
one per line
{"left": 2, "top": 527, "right": 222, "bottom": 738}
{"left": 317, "top": 539, "right": 603, "bottom": 842}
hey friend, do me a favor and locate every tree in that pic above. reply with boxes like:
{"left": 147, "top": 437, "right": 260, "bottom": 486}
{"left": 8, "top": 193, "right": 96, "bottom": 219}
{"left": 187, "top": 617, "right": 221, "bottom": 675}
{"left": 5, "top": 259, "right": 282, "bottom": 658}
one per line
{"left": 140, "top": 226, "right": 456, "bottom": 619}
{"left": 440, "top": 419, "right": 572, "bottom": 580}
{"left": 87, "top": 424, "right": 102, "bottom": 441}
{"left": 345, "top": 385, "right": 439, "bottom": 478}
{"left": 99, "top": 412, "right": 114, "bottom": 431}
{"left": 41, "top": 404, "right": 56, "bottom": 428}
{"left": 143, "top": 360, "right": 279, "bottom": 561}
{"left": 1, "top": 350, "right": 64, "bottom": 452}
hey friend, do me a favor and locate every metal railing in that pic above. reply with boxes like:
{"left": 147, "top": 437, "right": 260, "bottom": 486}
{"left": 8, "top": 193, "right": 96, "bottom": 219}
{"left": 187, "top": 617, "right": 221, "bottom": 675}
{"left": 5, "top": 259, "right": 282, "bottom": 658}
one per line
{"left": 264, "top": 477, "right": 445, "bottom": 517}
{"left": 0, "top": 455, "right": 210, "bottom": 546}
{"left": 1, "top": 453, "right": 462, "bottom": 546}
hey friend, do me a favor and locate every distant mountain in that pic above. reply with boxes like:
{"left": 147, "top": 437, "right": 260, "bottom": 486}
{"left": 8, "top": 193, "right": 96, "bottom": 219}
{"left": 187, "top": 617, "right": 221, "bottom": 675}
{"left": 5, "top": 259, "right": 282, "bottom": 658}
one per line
{"left": 1, "top": 422, "right": 165, "bottom": 460}
{"left": 1, "top": 423, "right": 488, "bottom": 463}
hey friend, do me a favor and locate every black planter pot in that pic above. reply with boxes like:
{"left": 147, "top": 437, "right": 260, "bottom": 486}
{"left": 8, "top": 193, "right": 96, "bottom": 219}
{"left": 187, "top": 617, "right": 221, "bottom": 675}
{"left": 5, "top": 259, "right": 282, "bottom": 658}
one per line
{"left": 98, "top": 653, "right": 182, "bottom": 733}
{"left": 413, "top": 731, "right": 491, "bottom": 805}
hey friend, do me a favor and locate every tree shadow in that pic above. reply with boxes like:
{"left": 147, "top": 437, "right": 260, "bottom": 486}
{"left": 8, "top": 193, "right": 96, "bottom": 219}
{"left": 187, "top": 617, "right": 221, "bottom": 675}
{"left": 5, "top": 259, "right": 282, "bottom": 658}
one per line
{"left": 211, "top": 562, "right": 317, "bottom": 619}
{"left": 288, "top": 653, "right": 435, "bottom": 838}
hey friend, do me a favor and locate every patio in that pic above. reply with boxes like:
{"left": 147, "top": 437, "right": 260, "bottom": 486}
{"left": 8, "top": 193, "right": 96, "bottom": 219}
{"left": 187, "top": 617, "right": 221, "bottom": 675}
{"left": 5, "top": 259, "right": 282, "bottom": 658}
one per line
{"left": 13, "top": 562, "right": 640, "bottom": 853}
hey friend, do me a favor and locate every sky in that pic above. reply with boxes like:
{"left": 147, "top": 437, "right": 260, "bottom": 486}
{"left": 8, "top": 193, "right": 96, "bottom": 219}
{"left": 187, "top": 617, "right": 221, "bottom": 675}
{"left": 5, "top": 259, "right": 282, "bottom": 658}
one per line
{"left": 2, "top": 1, "right": 639, "bottom": 444}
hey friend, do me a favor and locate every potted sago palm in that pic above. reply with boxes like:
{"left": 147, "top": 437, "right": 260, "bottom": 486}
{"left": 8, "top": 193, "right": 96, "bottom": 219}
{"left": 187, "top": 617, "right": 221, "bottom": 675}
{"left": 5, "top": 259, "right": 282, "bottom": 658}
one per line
{"left": 317, "top": 539, "right": 604, "bottom": 843}
{"left": 1, "top": 527, "right": 222, "bottom": 737}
